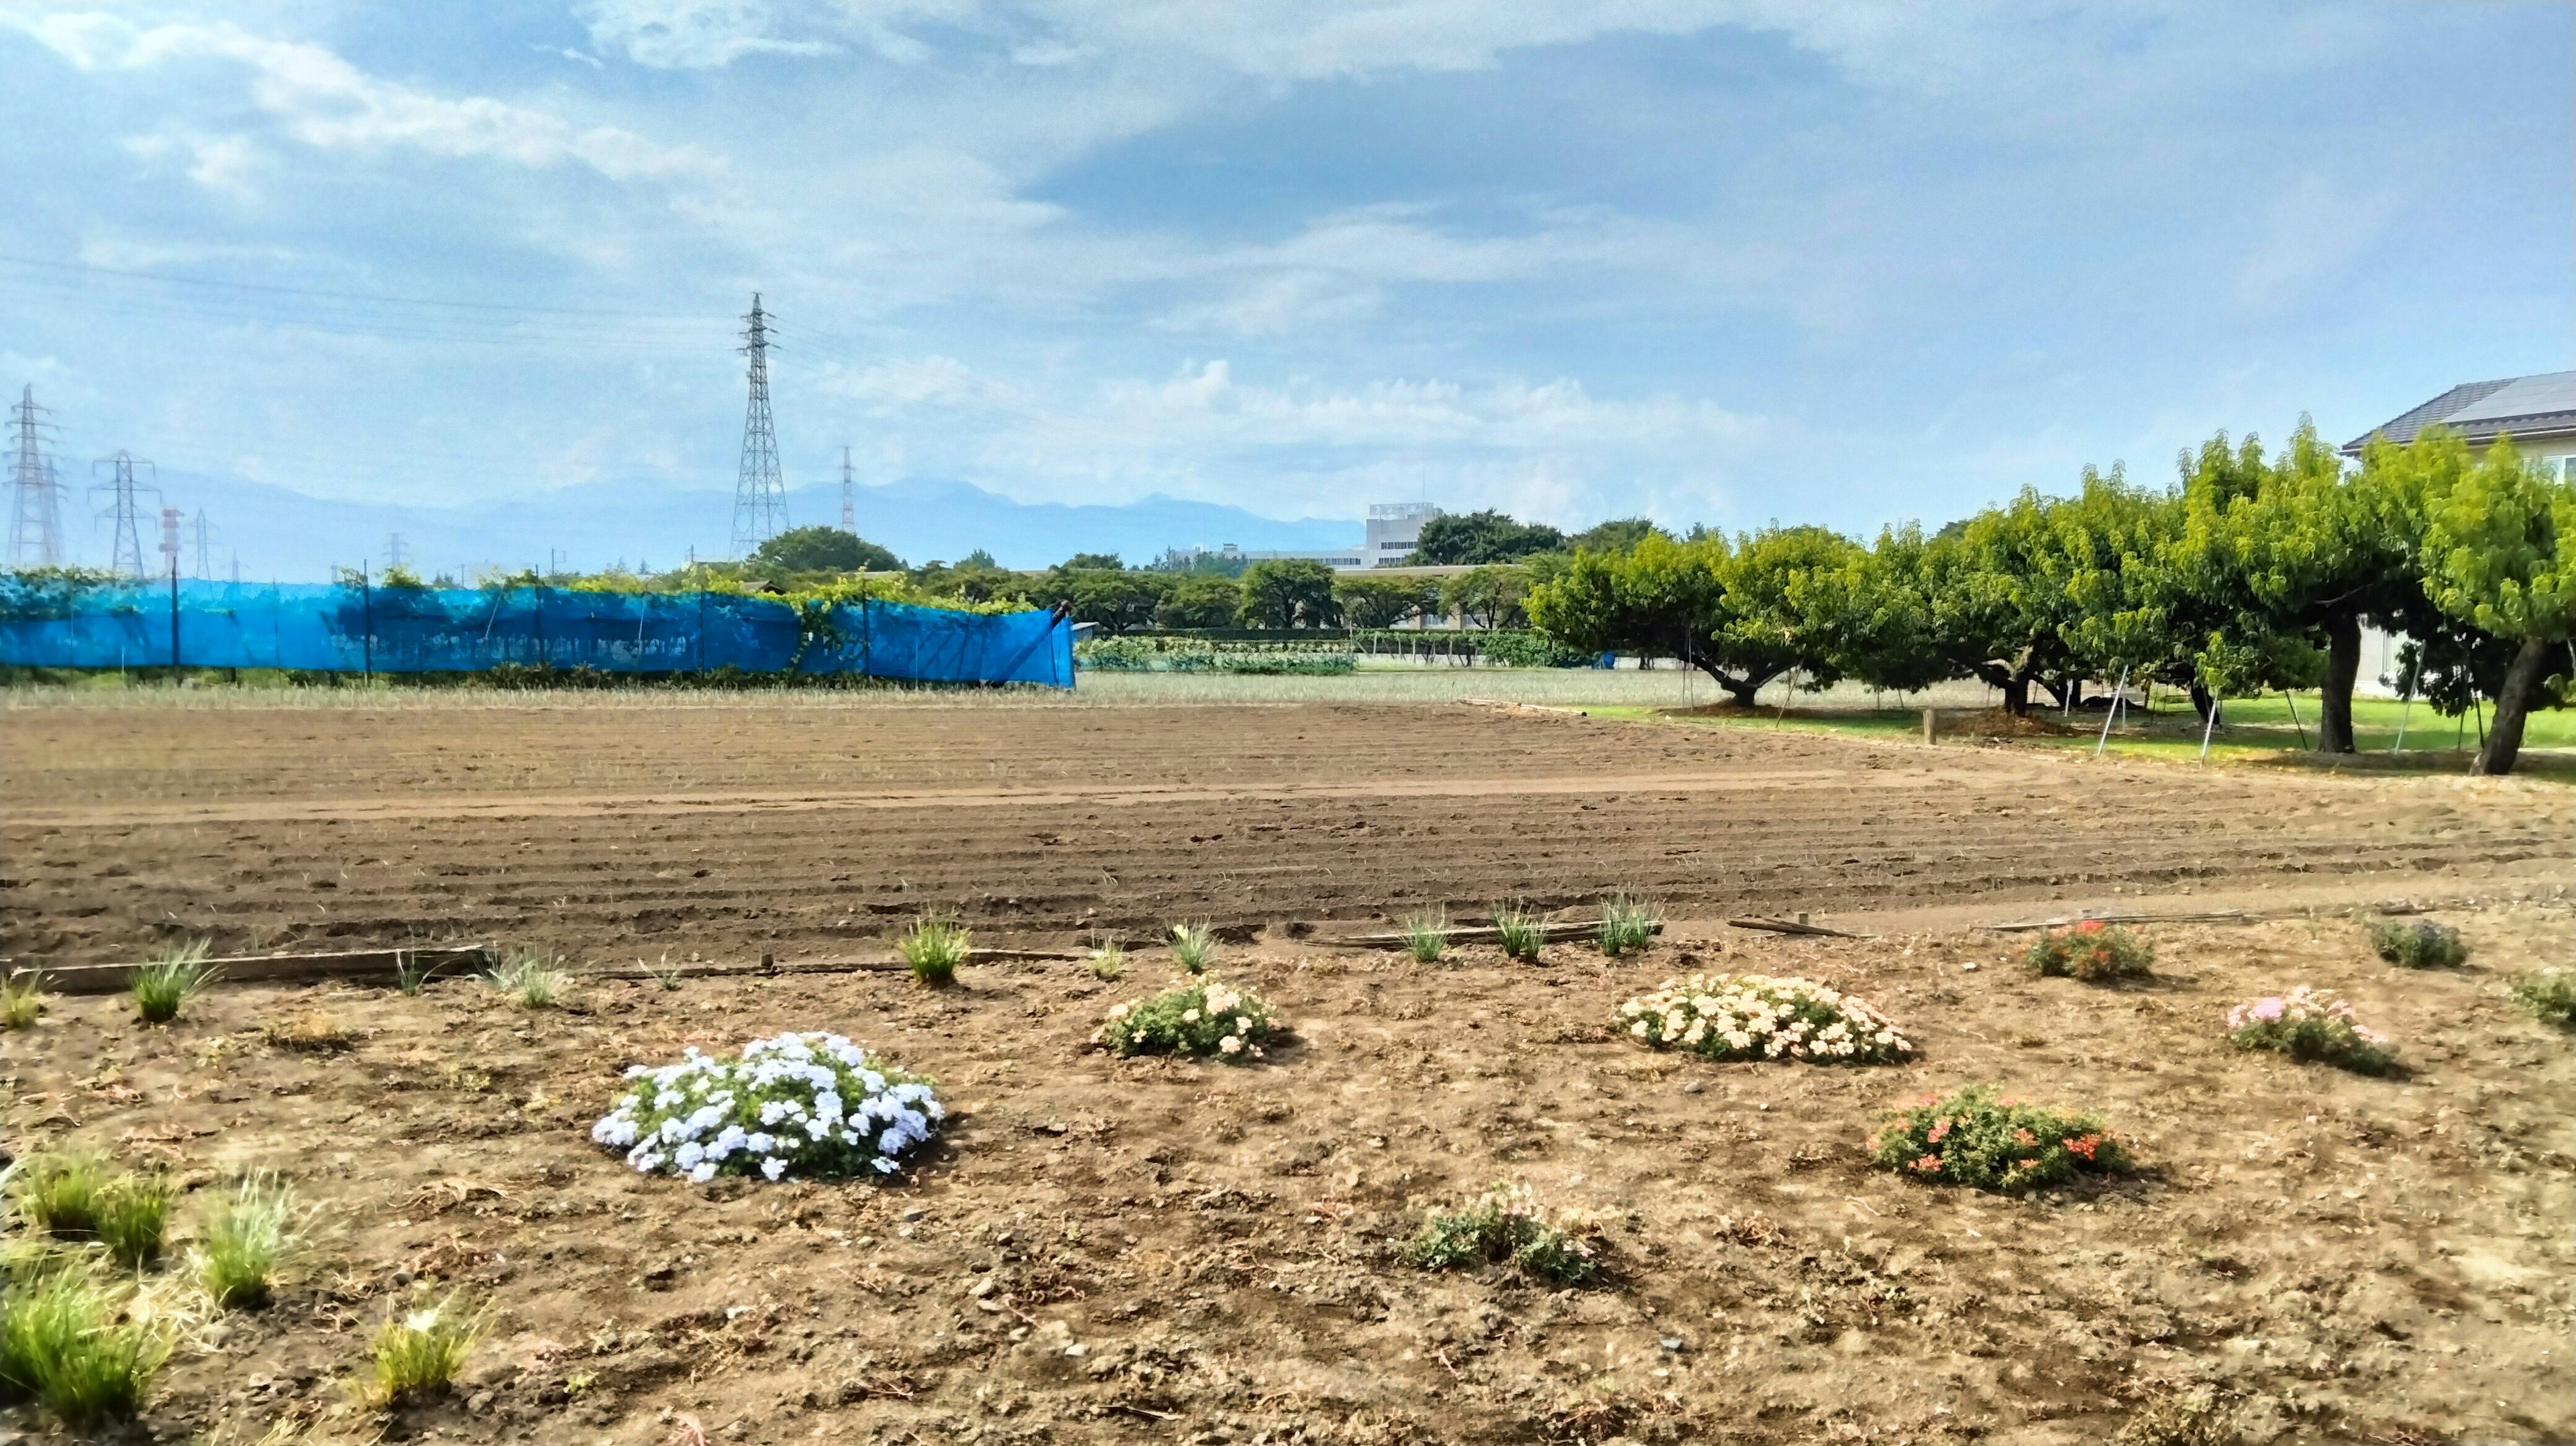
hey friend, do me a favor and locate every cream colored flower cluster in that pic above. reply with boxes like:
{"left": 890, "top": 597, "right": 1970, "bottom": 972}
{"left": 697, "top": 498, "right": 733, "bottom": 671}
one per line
{"left": 1093, "top": 976, "right": 1276, "bottom": 1062}
{"left": 1616, "top": 972, "right": 1914, "bottom": 1064}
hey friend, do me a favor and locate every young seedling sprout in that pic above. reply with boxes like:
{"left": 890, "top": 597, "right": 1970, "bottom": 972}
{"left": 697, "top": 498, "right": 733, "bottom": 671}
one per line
{"left": 897, "top": 917, "right": 969, "bottom": 987}
{"left": 131, "top": 940, "right": 214, "bottom": 1025}
{"left": 1168, "top": 922, "right": 1218, "bottom": 975}
{"left": 1392, "top": 909, "right": 1446, "bottom": 963}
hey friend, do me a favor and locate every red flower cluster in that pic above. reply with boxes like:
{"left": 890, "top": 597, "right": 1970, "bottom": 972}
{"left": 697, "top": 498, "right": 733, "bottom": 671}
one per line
{"left": 1911, "top": 1154, "right": 1943, "bottom": 1174}
{"left": 2066, "top": 1133, "right": 2103, "bottom": 1161}
{"left": 1927, "top": 1117, "right": 1952, "bottom": 1144}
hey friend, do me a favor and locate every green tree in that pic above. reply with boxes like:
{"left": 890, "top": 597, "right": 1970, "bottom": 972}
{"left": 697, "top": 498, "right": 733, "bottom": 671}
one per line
{"left": 1238, "top": 559, "right": 1342, "bottom": 628}
{"left": 1157, "top": 574, "right": 1243, "bottom": 628}
{"left": 1407, "top": 510, "right": 1566, "bottom": 565}
{"left": 1567, "top": 517, "right": 1664, "bottom": 555}
{"left": 1441, "top": 564, "right": 1534, "bottom": 629}
{"left": 2416, "top": 434, "right": 2575, "bottom": 775}
{"left": 1049, "top": 569, "right": 1174, "bottom": 635}
{"left": 1334, "top": 574, "right": 1434, "bottom": 629}
{"left": 1059, "top": 551, "right": 1124, "bottom": 570}
{"left": 750, "top": 526, "right": 904, "bottom": 573}
{"left": 1527, "top": 531, "right": 1859, "bottom": 707}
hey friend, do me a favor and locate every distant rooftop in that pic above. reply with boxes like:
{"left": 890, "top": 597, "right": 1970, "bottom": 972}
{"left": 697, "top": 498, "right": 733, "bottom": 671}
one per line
{"left": 2343, "top": 369, "right": 2576, "bottom": 454}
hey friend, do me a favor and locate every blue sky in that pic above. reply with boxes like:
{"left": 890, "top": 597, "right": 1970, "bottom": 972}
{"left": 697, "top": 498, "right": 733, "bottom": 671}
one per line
{"left": 1, "top": 1, "right": 2569, "bottom": 561}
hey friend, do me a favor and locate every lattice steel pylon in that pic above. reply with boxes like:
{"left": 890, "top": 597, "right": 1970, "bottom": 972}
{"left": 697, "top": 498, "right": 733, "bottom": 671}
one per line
{"left": 7, "top": 384, "right": 64, "bottom": 567}
{"left": 92, "top": 451, "right": 159, "bottom": 577}
{"left": 839, "top": 445, "right": 855, "bottom": 532}
{"left": 728, "top": 292, "right": 788, "bottom": 558}
{"left": 195, "top": 509, "right": 212, "bottom": 579}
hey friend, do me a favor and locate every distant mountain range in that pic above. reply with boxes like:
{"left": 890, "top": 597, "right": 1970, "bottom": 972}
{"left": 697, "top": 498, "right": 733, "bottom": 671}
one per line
{"left": 46, "top": 472, "right": 1360, "bottom": 580}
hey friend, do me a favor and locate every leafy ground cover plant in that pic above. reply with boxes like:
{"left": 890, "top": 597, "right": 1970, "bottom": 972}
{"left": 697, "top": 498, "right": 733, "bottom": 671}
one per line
{"left": 2021, "top": 920, "right": 2152, "bottom": 983}
{"left": 488, "top": 947, "right": 566, "bottom": 1007}
{"left": 1405, "top": 1182, "right": 1601, "bottom": 1286}
{"left": 2368, "top": 919, "right": 2467, "bottom": 969}
{"left": 2510, "top": 967, "right": 2575, "bottom": 1027}
{"left": 1617, "top": 973, "right": 1915, "bottom": 1064}
{"left": 1094, "top": 977, "right": 1275, "bottom": 1062}
{"left": 1, "top": 970, "right": 43, "bottom": 1028}
{"left": 592, "top": 1032, "right": 945, "bottom": 1182}
{"left": 2224, "top": 987, "right": 2395, "bottom": 1074}
{"left": 1492, "top": 903, "right": 1546, "bottom": 961}
{"left": 0, "top": 1266, "right": 174, "bottom": 1425}
{"left": 1403, "top": 910, "right": 1450, "bottom": 964}
{"left": 1167, "top": 922, "right": 1218, "bottom": 974}
{"left": 1597, "top": 895, "right": 1660, "bottom": 955}
{"left": 896, "top": 918, "right": 969, "bottom": 987}
{"left": 132, "top": 940, "right": 213, "bottom": 1023}
{"left": 363, "top": 1294, "right": 486, "bottom": 1409}
{"left": 1868, "top": 1085, "right": 2134, "bottom": 1193}
{"left": 193, "top": 1173, "right": 305, "bottom": 1309}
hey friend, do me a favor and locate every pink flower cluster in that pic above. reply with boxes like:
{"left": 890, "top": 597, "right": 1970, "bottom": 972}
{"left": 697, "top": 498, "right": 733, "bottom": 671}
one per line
{"left": 2225, "top": 985, "right": 2385, "bottom": 1043}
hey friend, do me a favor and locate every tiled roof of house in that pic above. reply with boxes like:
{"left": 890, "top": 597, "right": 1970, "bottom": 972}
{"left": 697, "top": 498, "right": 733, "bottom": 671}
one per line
{"left": 2343, "top": 370, "right": 2576, "bottom": 453}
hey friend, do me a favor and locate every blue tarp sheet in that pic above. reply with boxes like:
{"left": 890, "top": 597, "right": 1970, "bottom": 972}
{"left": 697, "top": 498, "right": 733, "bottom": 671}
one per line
{"left": 0, "top": 579, "right": 1073, "bottom": 687}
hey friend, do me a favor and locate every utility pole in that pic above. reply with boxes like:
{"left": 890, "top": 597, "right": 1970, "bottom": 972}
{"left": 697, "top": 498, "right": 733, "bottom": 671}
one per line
{"left": 839, "top": 445, "right": 856, "bottom": 533}
{"left": 729, "top": 292, "right": 787, "bottom": 558}
{"left": 91, "top": 451, "right": 159, "bottom": 577}
{"left": 158, "top": 506, "right": 182, "bottom": 576}
{"left": 7, "top": 386, "right": 64, "bottom": 567}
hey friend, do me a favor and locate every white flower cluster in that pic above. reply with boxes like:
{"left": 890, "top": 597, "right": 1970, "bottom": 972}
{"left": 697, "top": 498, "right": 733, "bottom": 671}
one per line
{"left": 1616, "top": 972, "right": 1915, "bottom": 1064}
{"left": 590, "top": 1032, "right": 944, "bottom": 1184}
{"left": 1093, "top": 977, "right": 1275, "bottom": 1062}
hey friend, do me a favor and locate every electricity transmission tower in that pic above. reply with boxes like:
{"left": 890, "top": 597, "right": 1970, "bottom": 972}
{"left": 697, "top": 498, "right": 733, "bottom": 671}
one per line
{"left": 92, "top": 451, "right": 158, "bottom": 576}
{"left": 385, "top": 533, "right": 409, "bottom": 571}
{"left": 728, "top": 293, "right": 787, "bottom": 557}
{"left": 839, "top": 445, "right": 856, "bottom": 532}
{"left": 8, "top": 385, "right": 64, "bottom": 567}
{"left": 194, "top": 509, "right": 212, "bottom": 579}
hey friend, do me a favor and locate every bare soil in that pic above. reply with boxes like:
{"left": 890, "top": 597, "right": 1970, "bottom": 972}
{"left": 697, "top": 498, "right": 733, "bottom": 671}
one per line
{"left": 3, "top": 696, "right": 2573, "bottom": 1445}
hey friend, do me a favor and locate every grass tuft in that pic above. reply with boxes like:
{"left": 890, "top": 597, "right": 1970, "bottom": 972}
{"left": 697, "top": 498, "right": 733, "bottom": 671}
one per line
{"left": 1597, "top": 894, "right": 1660, "bottom": 956}
{"left": 393, "top": 953, "right": 435, "bottom": 996}
{"left": 93, "top": 1176, "right": 175, "bottom": 1270}
{"left": 896, "top": 918, "right": 969, "bottom": 987}
{"left": 9, "top": 1154, "right": 110, "bottom": 1237}
{"left": 193, "top": 1173, "right": 305, "bottom": 1311}
{"left": 132, "top": 939, "right": 214, "bottom": 1024}
{"left": 643, "top": 954, "right": 685, "bottom": 991}
{"left": 1086, "top": 940, "right": 1126, "bottom": 981}
{"left": 2367, "top": 919, "right": 2467, "bottom": 969}
{"left": 2511, "top": 967, "right": 2576, "bottom": 1028}
{"left": 1401, "top": 909, "right": 1450, "bottom": 964}
{"left": 363, "top": 1294, "right": 487, "bottom": 1409}
{"left": 0, "top": 1267, "right": 174, "bottom": 1425}
{"left": 487, "top": 947, "right": 567, "bottom": 1008}
{"left": 1, "top": 970, "right": 44, "bottom": 1028}
{"left": 1167, "top": 922, "right": 1219, "bottom": 975}
{"left": 1492, "top": 903, "right": 1546, "bottom": 962}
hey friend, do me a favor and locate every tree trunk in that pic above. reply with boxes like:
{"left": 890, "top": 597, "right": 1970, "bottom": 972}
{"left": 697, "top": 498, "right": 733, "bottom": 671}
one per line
{"left": 2318, "top": 611, "right": 2361, "bottom": 753}
{"left": 1703, "top": 663, "right": 1774, "bottom": 709}
{"left": 2472, "top": 635, "right": 2552, "bottom": 777}
{"left": 2188, "top": 681, "right": 2214, "bottom": 722}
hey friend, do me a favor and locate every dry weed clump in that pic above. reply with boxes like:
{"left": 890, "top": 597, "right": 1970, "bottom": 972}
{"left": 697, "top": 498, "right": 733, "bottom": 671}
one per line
{"left": 2022, "top": 920, "right": 2152, "bottom": 983}
{"left": 1616, "top": 973, "right": 1914, "bottom": 1064}
{"left": 1405, "top": 1182, "right": 1603, "bottom": 1287}
{"left": 2114, "top": 1385, "right": 2239, "bottom": 1446}
{"left": 260, "top": 1010, "right": 356, "bottom": 1053}
{"left": 2367, "top": 919, "right": 2467, "bottom": 969}
{"left": 1869, "top": 1085, "right": 2134, "bottom": 1193}
{"left": 2224, "top": 987, "right": 2394, "bottom": 1074}
{"left": 486, "top": 946, "right": 568, "bottom": 1007}
{"left": 1094, "top": 977, "right": 1275, "bottom": 1062}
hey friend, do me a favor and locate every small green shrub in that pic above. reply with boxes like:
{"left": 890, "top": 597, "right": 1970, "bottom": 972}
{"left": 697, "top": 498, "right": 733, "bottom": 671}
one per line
{"left": 2021, "top": 921, "right": 2152, "bottom": 983}
{"left": 1095, "top": 977, "right": 1274, "bottom": 1062}
{"left": 2510, "top": 967, "right": 2576, "bottom": 1028}
{"left": 132, "top": 940, "right": 214, "bottom": 1023}
{"left": 1492, "top": 904, "right": 1546, "bottom": 961}
{"left": 0, "top": 1268, "right": 172, "bottom": 1425}
{"left": 1086, "top": 941, "right": 1126, "bottom": 981}
{"left": 1597, "top": 895, "right": 1660, "bottom": 956}
{"left": 1617, "top": 972, "right": 1915, "bottom": 1064}
{"left": 193, "top": 1174, "right": 304, "bottom": 1310}
{"left": 1869, "top": 1085, "right": 2134, "bottom": 1194}
{"left": 364, "top": 1294, "right": 487, "bottom": 1408}
{"left": 2224, "top": 987, "right": 2394, "bottom": 1074}
{"left": 1167, "top": 922, "right": 1218, "bottom": 975}
{"left": 2368, "top": 919, "right": 2467, "bottom": 969}
{"left": 92, "top": 1176, "right": 174, "bottom": 1269}
{"left": 9, "top": 1154, "right": 109, "bottom": 1237}
{"left": 1, "top": 970, "right": 44, "bottom": 1028}
{"left": 1405, "top": 1183, "right": 1601, "bottom": 1286}
{"left": 1402, "top": 911, "right": 1450, "bottom": 964}
{"left": 896, "top": 918, "right": 969, "bottom": 987}
{"left": 487, "top": 947, "right": 566, "bottom": 1007}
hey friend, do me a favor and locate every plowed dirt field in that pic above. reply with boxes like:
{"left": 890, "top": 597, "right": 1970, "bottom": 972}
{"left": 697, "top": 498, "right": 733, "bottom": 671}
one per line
{"left": 3, "top": 693, "right": 2573, "bottom": 1446}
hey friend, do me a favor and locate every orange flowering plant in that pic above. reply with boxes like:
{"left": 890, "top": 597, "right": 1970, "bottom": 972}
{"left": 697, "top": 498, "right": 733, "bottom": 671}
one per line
{"left": 1867, "top": 1085, "right": 2133, "bottom": 1193}
{"left": 2020, "top": 920, "right": 2151, "bottom": 983}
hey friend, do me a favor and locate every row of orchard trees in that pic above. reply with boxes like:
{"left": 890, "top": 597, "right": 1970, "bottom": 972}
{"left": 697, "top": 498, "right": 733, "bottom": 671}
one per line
{"left": 1525, "top": 424, "right": 2576, "bottom": 776}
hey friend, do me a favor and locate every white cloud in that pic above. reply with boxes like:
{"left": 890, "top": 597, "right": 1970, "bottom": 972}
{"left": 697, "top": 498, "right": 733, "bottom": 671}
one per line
{"left": 578, "top": 0, "right": 838, "bottom": 68}
{"left": 16, "top": 14, "right": 706, "bottom": 181}
{"left": 2235, "top": 173, "right": 2397, "bottom": 314}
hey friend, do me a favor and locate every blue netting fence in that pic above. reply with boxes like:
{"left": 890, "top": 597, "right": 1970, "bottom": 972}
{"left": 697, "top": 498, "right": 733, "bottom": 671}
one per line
{"left": 0, "top": 578, "right": 1073, "bottom": 687}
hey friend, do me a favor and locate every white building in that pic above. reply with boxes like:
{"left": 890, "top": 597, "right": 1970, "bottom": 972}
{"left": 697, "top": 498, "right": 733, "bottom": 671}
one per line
{"left": 1168, "top": 502, "right": 1445, "bottom": 573}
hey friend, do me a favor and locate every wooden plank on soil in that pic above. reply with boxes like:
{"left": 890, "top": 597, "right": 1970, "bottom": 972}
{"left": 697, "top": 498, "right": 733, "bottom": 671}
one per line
{"left": 1327, "top": 918, "right": 1660, "bottom": 949}
{"left": 1727, "top": 916, "right": 1875, "bottom": 940}
{"left": 25, "top": 943, "right": 496, "bottom": 994}
{"left": 1986, "top": 909, "right": 2253, "bottom": 933}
